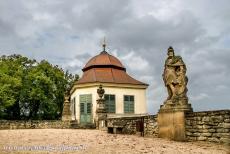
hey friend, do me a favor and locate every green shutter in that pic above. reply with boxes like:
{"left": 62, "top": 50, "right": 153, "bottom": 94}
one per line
{"left": 105, "top": 94, "right": 116, "bottom": 113}
{"left": 80, "top": 94, "right": 92, "bottom": 123}
{"left": 87, "top": 103, "right": 91, "bottom": 114}
{"left": 124, "top": 95, "right": 134, "bottom": 113}
{"left": 80, "top": 103, "right": 84, "bottom": 113}
{"left": 129, "top": 101, "right": 134, "bottom": 113}
{"left": 124, "top": 101, "right": 129, "bottom": 113}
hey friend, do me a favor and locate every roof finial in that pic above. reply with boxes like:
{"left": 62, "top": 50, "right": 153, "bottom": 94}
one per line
{"left": 102, "top": 37, "right": 106, "bottom": 52}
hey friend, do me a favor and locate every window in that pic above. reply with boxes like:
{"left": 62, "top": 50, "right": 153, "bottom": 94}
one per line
{"left": 79, "top": 94, "right": 92, "bottom": 123}
{"left": 80, "top": 102, "right": 84, "bottom": 114}
{"left": 124, "top": 95, "right": 134, "bottom": 113}
{"left": 104, "top": 94, "right": 115, "bottom": 113}
{"left": 79, "top": 94, "right": 92, "bottom": 114}
{"left": 73, "top": 97, "right": 76, "bottom": 116}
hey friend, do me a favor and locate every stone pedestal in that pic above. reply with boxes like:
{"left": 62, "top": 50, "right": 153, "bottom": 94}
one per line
{"left": 158, "top": 110, "right": 186, "bottom": 141}
{"left": 62, "top": 95, "right": 71, "bottom": 121}
{"left": 96, "top": 98, "right": 107, "bottom": 131}
{"left": 95, "top": 85, "right": 107, "bottom": 131}
{"left": 158, "top": 103, "right": 192, "bottom": 141}
{"left": 97, "top": 113, "right": 107, "bottom": 131}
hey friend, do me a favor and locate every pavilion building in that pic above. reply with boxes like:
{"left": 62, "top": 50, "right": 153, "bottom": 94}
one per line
{"left": 70, "top": 44, "right": 148, "bottom": 124}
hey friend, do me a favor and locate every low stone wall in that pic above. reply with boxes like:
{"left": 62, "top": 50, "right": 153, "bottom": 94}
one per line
{"left": 0, "top": 120, "right": 71, "bottom": 129}
{"left": 106, "top": 110, "right": 230, "bottom": 145}
{"left": 144, "top": 115, "right": 158, "bottom": 137}
{"left": 185, "top": 110, "right": 230, "bottom": 145}
{"left": 0, "top": 110, "right": 229, "bottom": 145}
{"left": 106, "top": 115, "right": 158, "bottom": 137}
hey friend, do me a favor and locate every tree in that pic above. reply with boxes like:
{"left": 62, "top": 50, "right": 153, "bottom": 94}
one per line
{"left": 0, "top": 55, "right": 35, "bottom": 119}
{"left": 0, "top": 54, "right": 78, "bottom": 120}
{"left": 65, "top": 70, "right": 79, "bottom": 95}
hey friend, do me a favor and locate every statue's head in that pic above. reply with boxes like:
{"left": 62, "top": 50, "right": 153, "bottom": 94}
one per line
{"left": 167, "top": 46, "right": 175, "bottom": 57}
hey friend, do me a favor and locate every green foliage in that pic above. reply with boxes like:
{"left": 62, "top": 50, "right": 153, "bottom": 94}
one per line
{"left": 0, "top": 54, "right": 78, "bottom": 120}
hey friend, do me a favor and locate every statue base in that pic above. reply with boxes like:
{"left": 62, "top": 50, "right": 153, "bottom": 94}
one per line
{"left": 61, "top": 115, "right": 71, "bottom": 121}
{"left": 158, "top": 99, "right": 193, "bottom": 141}
{"left": 96, "top": 99, "right": 107, "bottom": 130}
{"left": 62, "top": 96, "right": 71, "bottom": 121}
{"left": 161, "top": 97, "right": 193, "bottom": 112}
{"left": 95, "top": 113, "right": 107, "bottom": 131}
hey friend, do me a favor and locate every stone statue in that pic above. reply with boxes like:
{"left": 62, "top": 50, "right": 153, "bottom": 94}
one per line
{"left": 96, "top": 84, "right": 106, "bottom": 113}
{"left": 162, "top": 46, "right": 188, "bottom": 106}
{"left": 97, "top": 84, "right": 105, "bottom": 99}
{"left": 158, "top": 47, "right": 192, "bottom": 141}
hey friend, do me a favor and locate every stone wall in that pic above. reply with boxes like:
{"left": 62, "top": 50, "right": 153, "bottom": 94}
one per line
{"left": 0, "top": 110, "right": 229, "bottom": 145}
{"left": 0, "top": 120, "right": 71, "bottom": 129}
{"left": 185, "top": 110, "right": 230, "bottom": 145}
{"left": 144, "top": 115, "right": 158, "bottom": 137}
{"left": 106, "top": 110, "right": 230, "bottom": 145}
{"left": 106, "top": 115, "right": 158, "bottom": 137}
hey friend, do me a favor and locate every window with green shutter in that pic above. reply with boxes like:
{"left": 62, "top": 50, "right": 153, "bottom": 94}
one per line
{"left": 124, "top": 95, "right": 134, "bottom": 113}
{"left": 80, "top": 103, "right": 84, "bottom": 114}
{"left": 104, "top": 94, "right": 115, "bottom": 113}
{"left": 79, "top": 94, "right": 92, "bottom": 123}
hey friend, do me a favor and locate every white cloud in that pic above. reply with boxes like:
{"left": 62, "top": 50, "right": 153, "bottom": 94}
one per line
{"left": 191, "top": 93, "right": 209, "bottom": 101}
{"left": 120, "top": 51, "right": 150, "bottom": 71}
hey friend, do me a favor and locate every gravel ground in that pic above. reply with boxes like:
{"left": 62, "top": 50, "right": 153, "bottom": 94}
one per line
{"left": 0, "top": 129, "right": 229, "bottom": 154}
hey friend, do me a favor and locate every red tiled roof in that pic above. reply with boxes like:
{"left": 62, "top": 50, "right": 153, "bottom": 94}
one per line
{"left": 76, "top": 51, "right": 148, "bottom": 86}
{"left": 83, "top": 51, "right": 125, "bottom": 71}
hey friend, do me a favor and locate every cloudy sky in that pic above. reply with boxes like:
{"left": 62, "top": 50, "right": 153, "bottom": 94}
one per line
{"left": 0, "top": 0, "right": 229, "bottom": 114}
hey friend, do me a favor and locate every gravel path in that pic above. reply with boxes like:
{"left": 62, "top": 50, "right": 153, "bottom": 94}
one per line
{"left": 0, "top": 129, "right": 229, "bottom": 154}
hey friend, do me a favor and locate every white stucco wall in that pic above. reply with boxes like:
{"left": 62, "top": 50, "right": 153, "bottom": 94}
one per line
{"left": 104, "top": 87, "right": 147, "bottom": 114}
{"left": 70, "top": 84, "right": 147, "bottom": 123}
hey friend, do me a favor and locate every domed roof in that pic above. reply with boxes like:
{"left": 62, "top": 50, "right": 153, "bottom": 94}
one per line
{"left": 82, "top": 51, "right": 125, "bottom": 71}
{"left": 76, "top": 46, "right": 148, "bottom": 86}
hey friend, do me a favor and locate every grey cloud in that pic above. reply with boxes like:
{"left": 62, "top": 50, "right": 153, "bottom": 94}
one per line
{"left": 110, "top": 11, "right": 204, "bottom": 50}
{"left": 0, "top": 0, "right": 229, "bottom": 114}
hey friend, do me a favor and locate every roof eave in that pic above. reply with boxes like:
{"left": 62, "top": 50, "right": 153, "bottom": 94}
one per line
{"left": 82, "top": 65, "right": 126, "bottom": 72}
{"left": 70, "top": 82, "right": 148, "bottom": 95}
